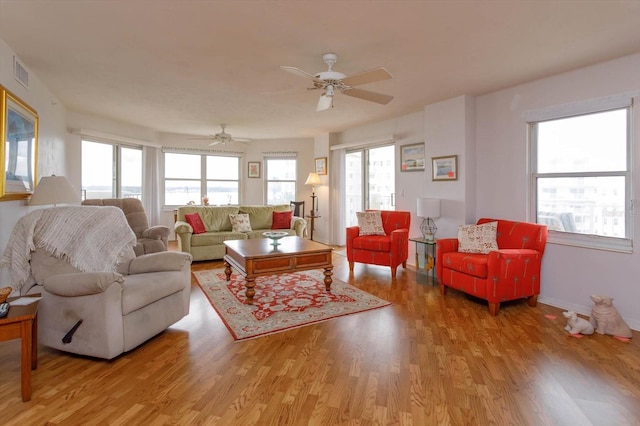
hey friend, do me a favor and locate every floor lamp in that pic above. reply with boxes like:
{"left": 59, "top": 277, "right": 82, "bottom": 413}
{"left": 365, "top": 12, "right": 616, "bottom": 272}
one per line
{"left": 305, "top": 172, "right": 321, "bottom": 215}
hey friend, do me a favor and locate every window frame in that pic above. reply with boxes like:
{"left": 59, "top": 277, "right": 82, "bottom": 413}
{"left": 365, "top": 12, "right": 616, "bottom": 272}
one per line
{"left": 81, "top": 139, "right": 143, "bottom": 201}
{"left": 264, "top": 156, "right": 297, "bottom": 206}
{"left": 528, "top": 104, "right": 633, "bottom": 253}
{"left": 163, "top": 150, "right": 241, "bottom": 207}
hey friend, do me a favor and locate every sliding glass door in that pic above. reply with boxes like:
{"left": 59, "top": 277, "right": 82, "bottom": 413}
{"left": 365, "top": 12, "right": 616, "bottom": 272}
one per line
{"left": 345, "top": 145, "right": 395, "bottom": 227}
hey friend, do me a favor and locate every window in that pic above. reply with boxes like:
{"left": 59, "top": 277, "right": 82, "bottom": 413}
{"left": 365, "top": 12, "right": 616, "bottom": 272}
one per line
{"left": 82, "top": 140, "right": 142, "bottom": 200}
{"left": 164, "top": 152, "right": 239, "bottom": 206}
{"left": 345, "top": 144, "right": 395, "bottom": 227}
{"left": 530, "top": 107, "right": 631, "bottom": 251}
{"left": 265, "top": 158, "right": 296, "bottom": 205}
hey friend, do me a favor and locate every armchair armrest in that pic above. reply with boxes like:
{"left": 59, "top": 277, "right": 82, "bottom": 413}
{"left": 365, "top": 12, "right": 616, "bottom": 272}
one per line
{"left": 128, "top": 251, "right": 192, "bottom": 274}
{"left": 44, "top": 272, "right": 124, "bottom": 297}
{"left": 345, "top": 226, "right": 360, "bottom": 259}
{"left": 436, "top": 238, "right": 459, "bottom": 278}
{"left": 389, "top": 228, "right": 409, "bottom": 262}
{"left": 142, "top": 225, "right": 171, "bottom": 240}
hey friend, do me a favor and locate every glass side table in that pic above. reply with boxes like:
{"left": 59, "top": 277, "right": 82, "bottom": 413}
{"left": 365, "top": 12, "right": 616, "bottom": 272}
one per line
{"left": 409, "top": 237, "right": 436, "bottom": 285}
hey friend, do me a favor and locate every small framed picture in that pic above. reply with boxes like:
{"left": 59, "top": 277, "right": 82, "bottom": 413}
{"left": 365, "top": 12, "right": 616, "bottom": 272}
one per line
{"left": 315, "top": 157, "right": 327, "bottom": 175}
{"left": 432, "top": 155, "right": 458, "bottom": 181}
{"left": 248, "top": 161, "right": 261, "bottom": 178}
{"left": 400, "top": 143, "right": 425, "bottom": 172}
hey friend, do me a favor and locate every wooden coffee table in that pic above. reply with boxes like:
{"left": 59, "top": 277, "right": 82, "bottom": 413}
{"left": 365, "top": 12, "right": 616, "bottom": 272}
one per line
{"left": 223, "top": 236, "right": 333, "bottom": 305}
{"left": 0, "top": 294, "right": 40, "bottom": 401}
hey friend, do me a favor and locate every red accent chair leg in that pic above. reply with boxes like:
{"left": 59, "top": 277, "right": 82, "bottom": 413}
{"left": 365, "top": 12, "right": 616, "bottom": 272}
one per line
{"left": 528, "top": 294, "right": 538, "bottom": 307}
{"left": 391, "top": 266, "right": 397, "bottom": 278}
{"left": 349, "top": 261, "right": 354, "bottom": 271}
{"left": 440, "top": 284, "right": 447, "bottom": 295}
{"left": 488, "top": 302, "right": 500, "bottom": 316}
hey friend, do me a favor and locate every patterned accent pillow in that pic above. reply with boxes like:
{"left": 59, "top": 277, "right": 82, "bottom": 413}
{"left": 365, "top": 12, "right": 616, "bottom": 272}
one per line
{"left": 356, "top": 211, "right": 386, "bottom": 236}
{"left": 229, "top": 213, "right": 252, "bottom": 232}
{"left": 184, "top": 213, "right": 206, "bottom": 234}
{"left": 272, "top": 210, "right": 293, "bottom": 229}
{"left": 458, "top": 221, "right": 499, "bottom": 254}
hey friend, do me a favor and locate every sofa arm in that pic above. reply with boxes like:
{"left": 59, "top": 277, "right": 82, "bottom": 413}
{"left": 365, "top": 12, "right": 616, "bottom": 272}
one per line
{"left": 142, "top": 225, "right": 171, "bottom": 241}
{"left": 486, "top": 249, "right": 544, "bottom": 299}
{"left": 291, "top": 216, "right": 307, "bottom": 237}
{"left": 174, "top": 220, "right": 193, "bottom": 253}
{"left": 128, "top": 251, "right": 192, "bottom": 275}
{"left": 345, "top": 226, "right": 360, "bottom": 260}
{"left": 389, "top": 228, "right": 409, "bottom": 261}
{"left": 44, "top": 272, "right": 124, "bottom": 297}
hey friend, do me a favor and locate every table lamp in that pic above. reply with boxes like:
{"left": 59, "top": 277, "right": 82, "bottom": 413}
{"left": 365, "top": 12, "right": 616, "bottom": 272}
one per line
{"left": 29, "top": 175, "right": 81, "bottom": 207}
{"left": 416, "top": 198, "right": 441, "bottom": 241}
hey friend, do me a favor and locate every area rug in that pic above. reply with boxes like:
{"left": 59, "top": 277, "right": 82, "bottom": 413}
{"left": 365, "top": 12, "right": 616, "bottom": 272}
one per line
{"left": 193, "top": 269, "right": 391, "bottom": 341}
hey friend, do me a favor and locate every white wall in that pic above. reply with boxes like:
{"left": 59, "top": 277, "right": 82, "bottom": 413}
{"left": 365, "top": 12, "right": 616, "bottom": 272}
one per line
{"left": 475, "top": 53, "right": 640, "bottom": 329}
{"left": 0, "top": 38, "right": 70, "bottom": 287}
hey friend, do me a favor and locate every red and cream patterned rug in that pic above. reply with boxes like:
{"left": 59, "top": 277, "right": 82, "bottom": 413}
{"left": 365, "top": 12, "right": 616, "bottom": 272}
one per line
{"left": 193, "top": 269, "right": 391, "bottom": 341}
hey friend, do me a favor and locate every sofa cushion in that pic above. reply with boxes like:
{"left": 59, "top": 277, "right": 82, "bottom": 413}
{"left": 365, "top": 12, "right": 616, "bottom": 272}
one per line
{"left": 179, "top": 206, "right": 240, "bottom": 232}
{"left": 239, "top": 205, "right": 290, "bottom": 230}
{"left": 190, "top": 231, "right": 249, "bottom": 246}
{"left": 458, "top": 221, "right": 498, "bottom": 254}
{"left": 184, "top": 213, "right": 206, "bottom": 234}
{"left": 357, "top": 211, "right": 386, "bottom": 236}
{"left": 229, "top": 213, "right": 252, "bottom": 232}
{"left": 272, "top": 210, "right": 293, "bottom": 229}
{"left": 352, "top": 235, "right": 391, "bottom": 252}
{"left": 442, "top": 252, "right": 488, "bottom": 279}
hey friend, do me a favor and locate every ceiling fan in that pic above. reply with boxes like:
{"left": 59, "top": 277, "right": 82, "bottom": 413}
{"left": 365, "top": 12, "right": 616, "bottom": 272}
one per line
{"left": 270, "top": 52, "right": 394, "bottom": 111}
{"left": 189, "top": 124, "right": 251, "bottom": 146}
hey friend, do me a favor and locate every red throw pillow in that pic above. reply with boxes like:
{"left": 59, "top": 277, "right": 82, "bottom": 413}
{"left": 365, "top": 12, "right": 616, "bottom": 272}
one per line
{"left": 184, "top": 213, "right": 206, "bottom": 234}
{"left": 272, "top": 210, "right": 293, "bottom": 230}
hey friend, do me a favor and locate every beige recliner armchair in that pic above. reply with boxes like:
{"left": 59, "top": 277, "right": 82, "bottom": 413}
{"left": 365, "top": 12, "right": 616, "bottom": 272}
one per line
{"left": 1, "top": 206, "right": 192, "bottom": 360}
{"left": 82, "top": 198, "right": 170, "bottom": 256}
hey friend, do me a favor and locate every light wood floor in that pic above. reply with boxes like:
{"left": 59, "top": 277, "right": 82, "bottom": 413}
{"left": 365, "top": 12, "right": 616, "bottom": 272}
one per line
{"left": 1, "top": 248, "right": 640, "bottom": 425}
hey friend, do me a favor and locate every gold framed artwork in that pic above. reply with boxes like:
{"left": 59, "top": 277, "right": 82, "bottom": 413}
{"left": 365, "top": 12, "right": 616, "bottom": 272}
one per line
{"left": 248, "top": 161, "right": 260, "bottom": 178}
{"left": 400, "top": 143, "right": 425, "bottom": 172}
{"left": 0, "top": 85, "right": 39, "bottom": 201}
{"left": 315, "top": 157, "right": 327, "bottom": 175}
{"left": 432, "top": 155, "right": 458, "bottom": 181}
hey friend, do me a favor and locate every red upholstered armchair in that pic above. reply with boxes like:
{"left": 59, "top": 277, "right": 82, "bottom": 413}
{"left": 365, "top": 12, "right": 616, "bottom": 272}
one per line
{"left": 436, "top": 218, "right": 548, "bottom": 315}
{"left": 346, "top": 210, "right": 411, "bottom": 278}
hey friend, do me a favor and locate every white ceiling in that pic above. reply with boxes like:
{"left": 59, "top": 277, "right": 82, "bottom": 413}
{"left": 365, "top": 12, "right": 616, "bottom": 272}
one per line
{"left": 1, "top": 1, "right": 639, "bottom": 142}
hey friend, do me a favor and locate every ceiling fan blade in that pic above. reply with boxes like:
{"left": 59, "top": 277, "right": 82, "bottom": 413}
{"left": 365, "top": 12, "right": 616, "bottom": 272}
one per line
{"left": 343, "top": 88, "right": 393, "bottom": 105}
{"left": 280, "top": 66, "right": 316, "bottom": 80}
{"left": 341, "top": 67, "right": 392, "bottom": 87}
{"left": 188, "top": 135, "right": 216, "bottom": 140}
{"left": 208, "top": 141, "right": 223, "bottom": 146}
{"left": 232, "top": 138, "right": 251, "bottom": 143}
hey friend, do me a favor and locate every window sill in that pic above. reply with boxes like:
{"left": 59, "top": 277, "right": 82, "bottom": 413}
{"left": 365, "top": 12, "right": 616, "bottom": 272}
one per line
{"left": 547, "top": 231, "right": 632, "bottom": 253}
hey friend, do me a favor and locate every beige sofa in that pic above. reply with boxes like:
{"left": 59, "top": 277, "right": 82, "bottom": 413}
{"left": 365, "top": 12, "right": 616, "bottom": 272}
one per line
{"left": 175, "top": 205, "right": 307, "bottom": 261}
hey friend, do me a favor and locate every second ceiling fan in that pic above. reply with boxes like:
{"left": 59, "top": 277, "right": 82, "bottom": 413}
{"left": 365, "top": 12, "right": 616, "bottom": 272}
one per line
{"left": 273, "top": 52, "right": 394, "bottom": 111}
{"left": 189, "top": 124, "right": 251, "bottom": 146}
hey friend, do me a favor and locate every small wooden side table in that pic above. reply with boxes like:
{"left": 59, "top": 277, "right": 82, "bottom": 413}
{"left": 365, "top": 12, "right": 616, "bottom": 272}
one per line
{"left": 0, "top": 295, "right": 40, "bottom": 401}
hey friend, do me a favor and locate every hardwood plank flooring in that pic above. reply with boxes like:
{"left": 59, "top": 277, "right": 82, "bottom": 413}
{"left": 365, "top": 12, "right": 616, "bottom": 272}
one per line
{"left": 1, "top": 248, "right": 640, "bottom": 425}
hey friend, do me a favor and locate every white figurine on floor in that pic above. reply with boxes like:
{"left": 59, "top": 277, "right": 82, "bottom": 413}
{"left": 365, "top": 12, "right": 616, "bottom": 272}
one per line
{"left": 563, "top": 310, "right": 594, "bottom": 335}
{"left": 589, "top": 295, "right": 632, "bottom": 338}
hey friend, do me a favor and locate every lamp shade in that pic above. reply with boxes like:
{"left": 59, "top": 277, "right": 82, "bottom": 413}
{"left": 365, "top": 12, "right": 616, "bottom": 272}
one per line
{"left": 29, "top": 175, "right": 81, "bottom": 206}
{"left": 416, "top": 198, "right": 440, "bottom": 218}
{"left": 305, "top": 172, "right": 322, "bottom": 186}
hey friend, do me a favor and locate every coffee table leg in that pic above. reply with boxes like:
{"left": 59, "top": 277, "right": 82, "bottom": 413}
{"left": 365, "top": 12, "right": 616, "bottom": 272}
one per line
{"left": 245, "top": 277, "right": 256, "bottom": 305}
{"left": 224, "top": 260, "right": 232, "bottom": 281}
{"left": 21, "top": 319, "right": 32, "bottom": 401}
{"left": 323, "top": 267, "right": 333, "bottom": 291}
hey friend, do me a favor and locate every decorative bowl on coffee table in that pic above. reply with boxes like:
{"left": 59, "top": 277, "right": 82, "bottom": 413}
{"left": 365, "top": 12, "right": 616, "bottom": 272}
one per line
{"left": 263, "top": 231, "right": 289, "bottom": 246}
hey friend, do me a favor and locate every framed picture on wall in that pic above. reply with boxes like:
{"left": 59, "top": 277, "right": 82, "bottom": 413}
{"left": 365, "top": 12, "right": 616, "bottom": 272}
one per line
{"left": 315, "top": 157, "right": 327, "bottom": 175}
{"left": 400, "top": 143, "right": 425, "bottom": 172}
{"left": 432, "top": 155, "right": 458, "bottom": 181}
{"left": 248, "top": 161, "right": 260, "bottom": 178}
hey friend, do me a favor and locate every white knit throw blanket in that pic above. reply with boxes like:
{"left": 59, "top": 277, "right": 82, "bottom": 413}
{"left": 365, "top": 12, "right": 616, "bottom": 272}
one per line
{"left": 0, "top": 206, "right": 137, "bottom": 291}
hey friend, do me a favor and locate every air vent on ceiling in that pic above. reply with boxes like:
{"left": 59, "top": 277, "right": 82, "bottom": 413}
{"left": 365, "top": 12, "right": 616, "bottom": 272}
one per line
{"left": 14, "top": 56, "right": 29, "bottom": 88}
